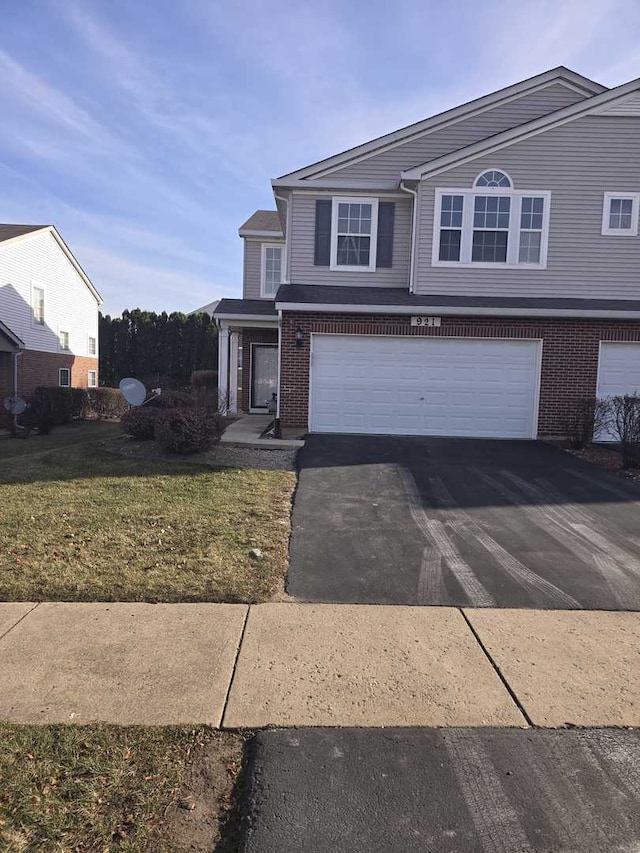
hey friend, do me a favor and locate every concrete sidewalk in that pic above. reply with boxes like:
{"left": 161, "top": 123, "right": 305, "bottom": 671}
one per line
{"left": 0, "top": 602, "right": 639, "bottom": 728}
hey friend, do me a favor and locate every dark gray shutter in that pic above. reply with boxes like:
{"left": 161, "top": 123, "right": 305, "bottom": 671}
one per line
{"left": 314, "top": 199, "right": 332, "bottom": 266}
{"left": 376, "top": 202, "right": 395, "bottom": 268}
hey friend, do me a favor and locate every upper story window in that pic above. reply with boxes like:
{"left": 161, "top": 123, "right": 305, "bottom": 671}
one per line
{"left": 330, "top": 197, "right": 379, "bottom": 272}
{"left": 474, "top": 170, "right": 512, "bottom": 189}
{"left": 261, "top": 244, "right": 283, "bottom": 298}
{"left": 602, "top": 193, "right": 640, "bottom": 236}
{"left": 88, "top": 336, "right": 97, "bottom": 356}
{"left": 32, "top": 285, "right": 45, "bottom": 325}
{"left": 59, "top": 330, "right": 70, "bottom": 351}
{"left": 433, "top": 174, "right": 550, "bottom": 269}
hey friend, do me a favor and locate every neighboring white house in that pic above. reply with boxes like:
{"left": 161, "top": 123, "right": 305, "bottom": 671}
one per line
{"left": 0, "top": 224, "right": 102, "bottom": 401}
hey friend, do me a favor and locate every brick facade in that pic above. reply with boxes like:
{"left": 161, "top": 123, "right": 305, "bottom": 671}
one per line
{"left": 279, "top": 311, "right": 640, "bottom": 436}
{"left": 17, "top": 350, "right": 99, "bottom": 398}
{"left": 239, "top": 328, "right": 278, "bottom": 412}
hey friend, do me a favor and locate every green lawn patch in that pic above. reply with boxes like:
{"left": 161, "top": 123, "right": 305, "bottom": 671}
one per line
{"left": 0, "top": 723, "right": 247, "bottom": 852}
{"left": 0, "top": 423, "right": 295, "bottom": 602}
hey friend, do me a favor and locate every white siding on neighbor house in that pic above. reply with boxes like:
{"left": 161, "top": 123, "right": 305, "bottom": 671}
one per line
{"left": 415, "top": 115, "right": 640, "bottom": 300}
{"left": 289, "top": 192, "right": 412, "bottom": 287}
{"left": 324, "top": 83, "right": 587, "bottom": 182}
{"left": 243, "top": 237, "right": 285, "bottom": 299}
{"left": 0, "top": 231, "right": 99, "bottom": 355}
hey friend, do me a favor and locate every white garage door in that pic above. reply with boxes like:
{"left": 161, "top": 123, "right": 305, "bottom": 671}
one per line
{"left": 310, "top": 335, "right": 541, "bottom": 439}
{"left": 597, "top": 342, "right": 640, "bottom": 440}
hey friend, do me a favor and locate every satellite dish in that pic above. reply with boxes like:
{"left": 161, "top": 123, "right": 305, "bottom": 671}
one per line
{"left": 119, "top": 378, "right": 147, "bottom": 407}
{"left": 3, "top": 396, "right": 27, "bottom": 415}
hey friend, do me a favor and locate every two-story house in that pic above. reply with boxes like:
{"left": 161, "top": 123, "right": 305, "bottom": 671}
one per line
{"left": 215, "top": 67, "right": 640, "bottom": 439}
{"left": 0, "top": 225, "right": 102, "bottom": 404}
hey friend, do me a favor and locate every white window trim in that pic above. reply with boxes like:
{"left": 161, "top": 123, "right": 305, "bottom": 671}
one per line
{"left": 330, "top": 196, "right": 379, "bottom": 272}
{"left": 88, "top": 334, "right": 97, "bottom": 357}
{"left": 88, "top": 370, "right": 97, "bottom": 388}
{"left": 58, "top": 367, "right": 70, "bottom": 387}
{"left": 473, "top": 168, "right": 514, "bottom": 188}
{"left": 432, "top": 188, "right": 551, "bottom": 269}
{"left": 601, "top": 192, "right": 640, "bottom": 236}
{"left": 260, "top": 243, "right": 284, "bottom": 298}
{"left": 58, "top": 328, "right": 70, "bottom": 352}
{"left": 31, "top": 281, "right": 46, "bottom": 327}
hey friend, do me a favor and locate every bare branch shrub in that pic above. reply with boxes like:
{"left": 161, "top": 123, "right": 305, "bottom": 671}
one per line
{"left": 565, "top": 397, "right": 609, "bottom": 449}
{"left": 608, "top": 394, "right": 640, "bottom": 467}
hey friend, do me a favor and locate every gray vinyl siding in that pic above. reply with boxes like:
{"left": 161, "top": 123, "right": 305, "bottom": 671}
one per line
{"left": 289, "top": 193, "right": 412, "bottom": 288}
{"left": 415, "top": 115, "right": 640, "bottom": 300}
{"left": 326, "top": 84, "right": 586, "bottom": 182}
{"left": 242, "top": 238, "right": 284, "bottom": 299}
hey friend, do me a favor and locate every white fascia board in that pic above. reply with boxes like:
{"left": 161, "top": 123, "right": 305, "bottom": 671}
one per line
{"left": 271, "top": 178, "right": 401, "bottom": 191}
{"left": 276, "top": 69, "right": 606, "bottom": 182}
{"left": 402, "top": 77, "right": 640, "bottom": 181}
{"left": 239, "top": 229, "right": 284, "bottom": 238}
{"left": 214, "top": 313, "right": 279, "bottom": 323}
{"left": 275, "top": 302, "right": 640, "bottom": 319}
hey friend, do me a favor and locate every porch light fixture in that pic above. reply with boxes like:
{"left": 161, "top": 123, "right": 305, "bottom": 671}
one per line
{"left": 295, "top": 327, "right": 305, "bottom": 348}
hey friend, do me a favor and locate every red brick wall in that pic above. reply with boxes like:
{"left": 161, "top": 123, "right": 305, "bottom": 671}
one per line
{"left": 18, "top": 350, "right": 99, "bottom": 398}
{"left": 239, "top": 329, "right": 278, "bottom": 412}
{"left": 279, "top": 311, "right": 640, "bottom": 436}
{"left": 0, "top": 353, "right": 12, "bottom": 400}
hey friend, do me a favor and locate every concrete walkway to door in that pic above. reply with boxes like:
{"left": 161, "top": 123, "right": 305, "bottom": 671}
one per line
{"left": 1, "top": 601, "right": 639, "bottom": 729}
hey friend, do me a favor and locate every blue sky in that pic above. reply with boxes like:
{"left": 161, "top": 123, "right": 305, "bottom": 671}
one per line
{"left": 0, "top": 0, "right": 639, "bottom": 316}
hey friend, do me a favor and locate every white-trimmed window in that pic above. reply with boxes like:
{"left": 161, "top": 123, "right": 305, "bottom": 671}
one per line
{"left": 32, "top": 284, "right": 45, "bottom": 325}
{"left": 59, "top": 330, "right": 70, "bottom": 351}
{"left": 602, "top": 193, "right": 640, "bottom": 236}
{"left": 330, "top": 197, "right": 379, "bottom": 271}
{"left": 88, "top": 335, "right": 97, "bottom": 356}
{"left": 59, "top": 368, "right": 70, "bottom": 387}
{"left": 88, "top": 370, "right": 97, "bottom": 388}
{"left": 433, "top": 173, "right": 550, "bottom": 268}
{"left": 261, "top": 244, "right": 283, "bottom": 298}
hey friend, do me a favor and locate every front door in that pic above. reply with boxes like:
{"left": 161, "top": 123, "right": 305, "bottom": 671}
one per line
{"left": 251, "top": 344, "right": 278, "bottom": 411}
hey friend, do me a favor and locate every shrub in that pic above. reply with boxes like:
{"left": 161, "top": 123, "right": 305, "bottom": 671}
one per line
{"left": 87, "top": 387, "right": 127, "bottom": 419}
{"left": 146, "top": 390, "right": 196, "bottom": 409}
{"left": 191, "top": 370, "right": 217, "bottom": 390}
{"left": 154, "top": 409, "right": 226, "bottom": 454}
{"left": 565, "top": 397, "right": 609, "bottom": 449}
{"left": 120, "top": 406, "right": 163, "bottom": 440}
{"left": 26, "top": 393, "right": 57, "bottom": 434}
{"left": 32, "top": 387, "right": 88, "bottom": 425}
{"left": 608, "top": 394, "right": 640, "bottom": 468}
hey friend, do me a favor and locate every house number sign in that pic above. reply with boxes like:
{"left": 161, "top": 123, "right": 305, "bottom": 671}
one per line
{"left": 411, "top": 316, "right": 441, "bottom": 327}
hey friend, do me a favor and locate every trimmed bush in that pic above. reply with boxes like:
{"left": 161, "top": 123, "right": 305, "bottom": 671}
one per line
{"left": 191, "top": 370, "right": 217, "bottom": 390}
{"left": 32, "top": 387, "right": 88, "bottom": 425}
{"left": 120, "top": 407, "right": 163, "bottom": 440}
{"left": 565, "top": 397, "right": 609, "bottom": 449}
{"left": 26, "top": 393, "right": 57, "bottom": 434}
{"left": 154, "top": 409, "right": 226, "bottom": 454}
{"left": 608, "top": 394, "right": 640, "bottom": 468}
{"left": 87, "top": 387, "right": 127, "bottom": 419}
{"left": 146, "top": 390, "right": 196, "bottom": 410}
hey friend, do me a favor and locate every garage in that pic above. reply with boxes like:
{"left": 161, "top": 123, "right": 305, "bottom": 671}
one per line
{"left": 309, "top": 334, "right": 541, "bottom": 438}
{"left": 597, "top": 342, "right": 640, "bottom": 440}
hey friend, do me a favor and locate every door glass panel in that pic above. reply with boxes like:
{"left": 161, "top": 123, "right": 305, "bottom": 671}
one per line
{"left": 251, "top": 345, "right": 278, "bottom": 409}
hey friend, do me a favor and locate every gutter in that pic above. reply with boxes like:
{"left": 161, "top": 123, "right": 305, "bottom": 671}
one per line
{"left": 274, "top": 302, "right": 640, "bottom": 320}
{"left": 400, "top": 182, "right": 418, "bottom": 293}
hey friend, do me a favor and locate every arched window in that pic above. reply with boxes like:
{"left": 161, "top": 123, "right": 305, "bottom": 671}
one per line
{"left": 474, "top": 169, "right": 512, "bottom": 188}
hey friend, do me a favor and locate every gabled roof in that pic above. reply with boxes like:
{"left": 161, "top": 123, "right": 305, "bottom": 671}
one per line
{"left": 214, "top": 298, "right": 278, "bottom": 320}
{"left": 238, "top": 210, "right": 283, "bottom": 238}
{"left": 189, "top": 300, "right": 220, "bottom": 317}
{"left": 0, "top": 224, "right": 48, "bottom": 243}
{"left": 0, "top": 224, "right": 102, "bottom": 304}
{"left": 277, "top": 67, "right": 606, "bottom": 182}
{"left": 0, "top": 318, "right": 24, "bottom": 349}
{"left": 402, "top": 75, "right": 640, "bottom": 180}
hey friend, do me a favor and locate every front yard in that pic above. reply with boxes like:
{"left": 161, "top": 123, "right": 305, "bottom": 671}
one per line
{"left": 0, "top": 723, "right": 247, "bottom": 851}
{"left": 0, "top": 423, "right": 295, "bottom": 602}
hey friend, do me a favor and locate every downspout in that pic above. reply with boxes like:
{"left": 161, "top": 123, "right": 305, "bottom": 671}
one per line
{"left": 400, "top": 181, "right": 418, "bottom": 294}
{"left": 274, "top": 193, "right": 290, "bottom": 284}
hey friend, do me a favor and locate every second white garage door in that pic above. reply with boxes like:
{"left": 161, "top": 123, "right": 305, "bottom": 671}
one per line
{"left": 597, "top": 342, "right": 640, "bottom": 441}
{"left": 309, "top": 335, "right": 541, "bottom": 438}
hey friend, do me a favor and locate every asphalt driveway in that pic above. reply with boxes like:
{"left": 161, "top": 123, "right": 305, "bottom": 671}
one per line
{"left": 288, "top": 435, "right": 640, "bottom": 609}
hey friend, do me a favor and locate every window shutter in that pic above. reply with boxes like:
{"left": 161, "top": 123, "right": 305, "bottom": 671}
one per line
{"left": 314, "top": 199, "right": 332, "bottom": 266}
{"left": 376, "top": 202, "right": 395, "bottom": 268}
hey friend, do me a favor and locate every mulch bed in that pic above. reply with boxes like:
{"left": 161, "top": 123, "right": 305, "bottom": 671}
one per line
{"left": 564, "top": 443, "right": 640, "bottom": 482}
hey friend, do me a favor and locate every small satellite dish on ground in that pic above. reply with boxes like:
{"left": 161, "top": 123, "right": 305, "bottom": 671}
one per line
{"left": 3, "top": 396, "right": 27, "bottom": 415}
{"left": 118, "top": 378, "right": 161, "bottom": 407}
